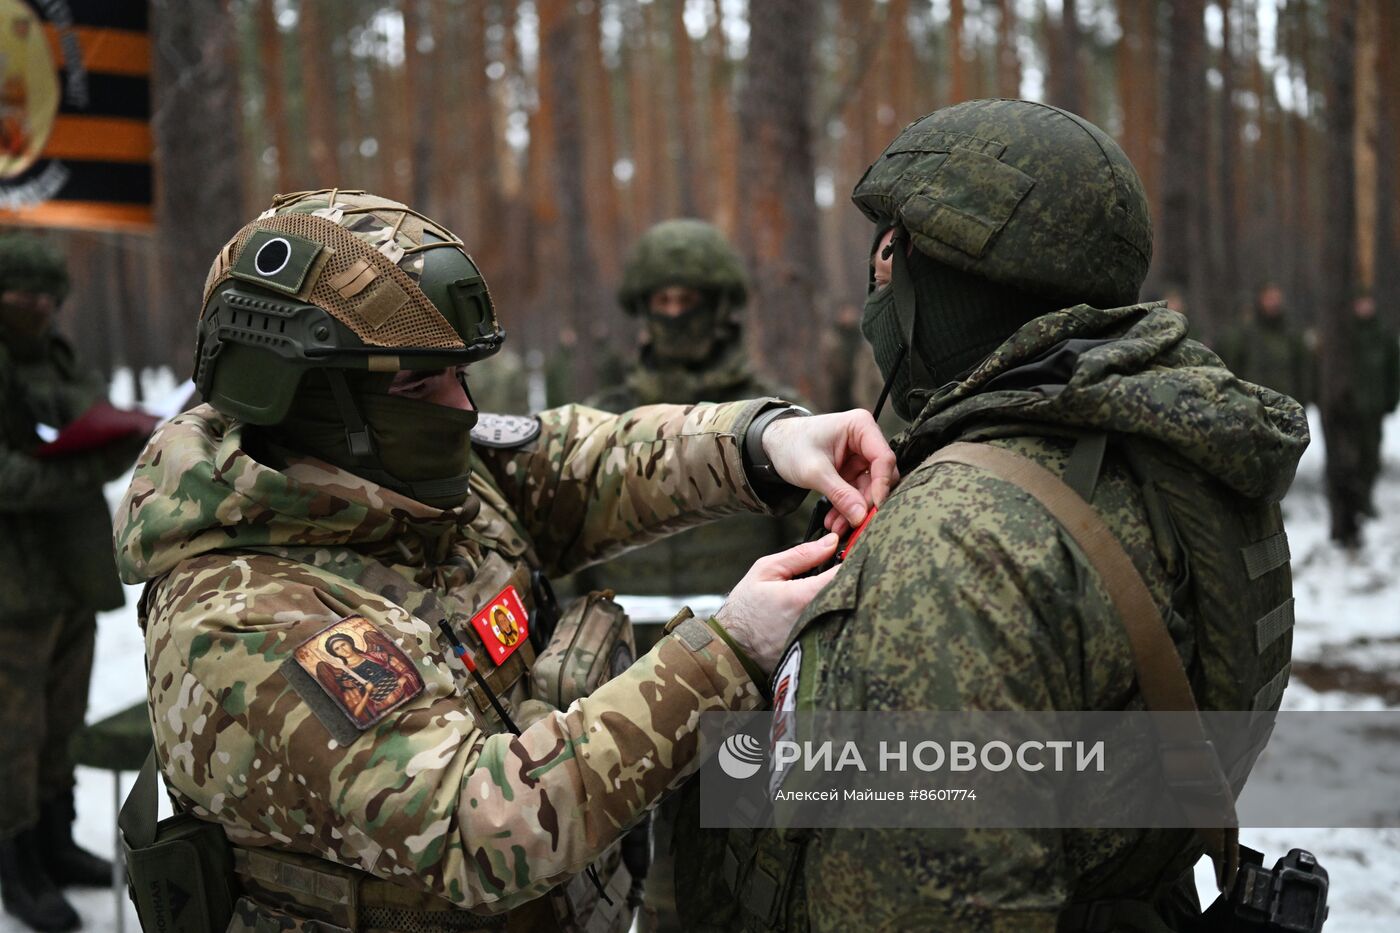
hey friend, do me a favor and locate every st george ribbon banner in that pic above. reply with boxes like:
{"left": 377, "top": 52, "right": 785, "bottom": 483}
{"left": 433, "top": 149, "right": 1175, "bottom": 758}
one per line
{"left": 0, "top": 0, "right": 151, "bottom": 231}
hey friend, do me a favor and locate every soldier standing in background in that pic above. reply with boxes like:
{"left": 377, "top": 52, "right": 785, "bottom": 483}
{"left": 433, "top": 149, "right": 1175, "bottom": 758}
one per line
{"left": 1326, "top": 291, "right": 1400, "bottom": 547}
{"left": 0, "top": 236, "right": 136, "bottom": 933}
{"left": 578, "top": 219, "right": 808, "bottom": 601}
{"left": 1350, "top": 292, "right": 1400, "bottom": 516}
{"left": 1225, "top": 282, "right": 1314, "bottom": 407}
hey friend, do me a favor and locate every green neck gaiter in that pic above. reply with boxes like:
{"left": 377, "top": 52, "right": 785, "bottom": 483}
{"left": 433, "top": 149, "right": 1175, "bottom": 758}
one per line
{"left": 262, "top": 373, "right": 478, "bottom": 509}
{"left": 862, "top": 241, "right": 1061, "bottom": 421}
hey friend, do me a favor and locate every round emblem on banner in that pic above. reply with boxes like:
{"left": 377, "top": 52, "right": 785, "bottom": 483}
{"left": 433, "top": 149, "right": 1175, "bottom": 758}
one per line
{"left": 0, "top": 0, "right": 61, "bottom": 180}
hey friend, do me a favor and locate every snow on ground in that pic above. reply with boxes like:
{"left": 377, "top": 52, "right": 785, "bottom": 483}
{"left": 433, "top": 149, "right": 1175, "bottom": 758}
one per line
{"left": 6, "top": 383, "right": 1397, "bottom": 932}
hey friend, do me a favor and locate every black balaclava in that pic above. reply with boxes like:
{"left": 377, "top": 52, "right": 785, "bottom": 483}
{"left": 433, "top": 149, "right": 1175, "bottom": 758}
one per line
{"left": 862, "top": 228, "right": 1062, "bottom": 421}
{"left": 259, "top": 370, "right": 478, "bottom": 510}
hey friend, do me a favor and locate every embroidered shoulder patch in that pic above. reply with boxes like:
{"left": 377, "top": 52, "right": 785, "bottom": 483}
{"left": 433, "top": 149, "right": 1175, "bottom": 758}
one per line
{"left": 768, "top": 643, "right": 803, "bottom": 797}
{"left": 471, "top": 413, "right": 541, "bottom": 449}
{"left": 280, "top": 616, "right": 424, "bottom": 745}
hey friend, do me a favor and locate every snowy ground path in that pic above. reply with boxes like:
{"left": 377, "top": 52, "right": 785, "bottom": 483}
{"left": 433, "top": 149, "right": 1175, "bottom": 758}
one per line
{"left": 5, "top": 386, "right": 1396, "bottom": 931}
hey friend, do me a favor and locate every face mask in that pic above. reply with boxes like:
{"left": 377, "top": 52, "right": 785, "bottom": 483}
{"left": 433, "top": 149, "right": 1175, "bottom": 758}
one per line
{"left": 645, "top": 304, "right": 724, "bottom": 365}
{"left": 269, "top": 377, "right": 478, "bottom": 509}
{"left": 860, "top": 284, "right": 914, "bottom": 421}
{"left": 360, "top": 392, "right": 477, "bottom": 505}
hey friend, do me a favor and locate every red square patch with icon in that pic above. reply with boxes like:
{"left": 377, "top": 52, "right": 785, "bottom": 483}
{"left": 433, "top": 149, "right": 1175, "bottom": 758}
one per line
{"left": 470, "top": 585, "right": 529, "bottom": 666}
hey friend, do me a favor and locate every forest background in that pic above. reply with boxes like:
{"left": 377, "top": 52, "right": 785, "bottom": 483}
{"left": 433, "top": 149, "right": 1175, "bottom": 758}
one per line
{"left": 41, "top": 0, "right": 1400, "bottom": 412}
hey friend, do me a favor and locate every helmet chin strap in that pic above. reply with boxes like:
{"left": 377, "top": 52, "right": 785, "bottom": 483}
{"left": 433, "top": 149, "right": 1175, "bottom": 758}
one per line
{"left": 322, "top": 369, "right": 474, "bottom": 508}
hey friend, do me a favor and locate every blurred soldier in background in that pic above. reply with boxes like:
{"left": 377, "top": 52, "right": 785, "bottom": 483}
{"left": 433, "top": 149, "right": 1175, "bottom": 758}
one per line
{"left": 578, "top": 219, "right": 808, "bottom": 601}
{"left": 0, "top": 235, "right": 135, "bottom": 933}
{"left": 1223, "top": 282, "right": 1314, "bottom": 407}
{"left": 1325, "top": 291, "right": 1400, "bottom": 548}
{"left": 1349, "top": 292, "right": 1399, "bottom": 516}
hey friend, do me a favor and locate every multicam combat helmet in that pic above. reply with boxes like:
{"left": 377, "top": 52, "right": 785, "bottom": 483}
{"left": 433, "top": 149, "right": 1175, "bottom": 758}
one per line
{"left": 852, "top": 99, "right": 1152, "bottom": 307}
{"left": 195, "top": 189, "right": 503, "bottom": 426}
{"left": 617, "top": 219, "right": 748, "bottom": 316}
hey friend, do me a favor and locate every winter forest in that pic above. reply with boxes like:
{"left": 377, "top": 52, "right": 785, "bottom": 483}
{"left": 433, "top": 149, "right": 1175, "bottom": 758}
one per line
{"left": 52, "top": 0, "right": 1400, "bottom": 410}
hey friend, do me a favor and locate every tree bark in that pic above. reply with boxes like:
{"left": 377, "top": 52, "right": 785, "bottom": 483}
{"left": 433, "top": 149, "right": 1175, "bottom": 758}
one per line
{"left": 151, "top": 0, "right": 246, "bottom": 369}
{"left": 1319, "top": 0, "right": 1361, "bottom": 546}
{"left": 1159, "top": 0, "right": 1211, "bottom": 332}
{"left": 737, "top": 0, "right": 823, "bottom": 394}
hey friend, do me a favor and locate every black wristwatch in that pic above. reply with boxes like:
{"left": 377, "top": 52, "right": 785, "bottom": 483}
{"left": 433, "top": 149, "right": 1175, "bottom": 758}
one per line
{"left": 743, "top": 404, "right": 810, "bottom": 486}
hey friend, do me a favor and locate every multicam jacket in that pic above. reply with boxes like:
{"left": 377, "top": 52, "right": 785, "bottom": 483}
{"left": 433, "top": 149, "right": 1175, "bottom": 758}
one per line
{"left": 113, "top": 398, "right": 793, "bottom": 915}
{"left": 685, "top": 303, "right": 1309, "bottom": 932}
{"left": 579, "top": 340, "right": 807, "bottom": 598}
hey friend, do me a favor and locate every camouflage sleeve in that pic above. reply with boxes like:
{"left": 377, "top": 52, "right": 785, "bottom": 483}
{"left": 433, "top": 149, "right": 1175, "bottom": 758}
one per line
{"left": 476, "top": 398, "right": 798, "bottom": 576}
{"left": 145, "top": 562, "right": 763, "bottom": 913}
{"left": 786, "top": 440, "right": 1165, "bottom": 930}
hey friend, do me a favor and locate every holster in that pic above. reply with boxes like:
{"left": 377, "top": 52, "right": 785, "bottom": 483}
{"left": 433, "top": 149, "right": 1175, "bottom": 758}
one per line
{"left": 119, "top": 749, "right": 239, "bottom": 933}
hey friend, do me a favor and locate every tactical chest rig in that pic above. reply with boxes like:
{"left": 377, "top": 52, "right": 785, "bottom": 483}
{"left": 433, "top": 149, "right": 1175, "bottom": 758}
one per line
{"left": 121, "top": 472, "right": 642, "bottom": 933}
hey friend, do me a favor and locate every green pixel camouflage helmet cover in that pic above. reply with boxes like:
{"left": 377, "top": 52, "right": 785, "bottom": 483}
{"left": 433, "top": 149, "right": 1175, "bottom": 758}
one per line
{"left": 617, "top": 219, "right": 748, "bottom": 314}
{"left": 0, "top": 233, "right": 69, "bottom": 300}
{"left": 852, "top": 99, "right": 1152, "bottom": 307}
{"left": 195, "top": 189, "right": 503, "bottom": 424}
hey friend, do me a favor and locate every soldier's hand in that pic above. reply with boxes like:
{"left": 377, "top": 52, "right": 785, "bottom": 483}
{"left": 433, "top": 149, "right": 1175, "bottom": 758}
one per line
{"left": 714, "top": 533, "right": 841, "bottom": 674}
{"left": 762, "top": 410, "right": 897, "bottom": 535}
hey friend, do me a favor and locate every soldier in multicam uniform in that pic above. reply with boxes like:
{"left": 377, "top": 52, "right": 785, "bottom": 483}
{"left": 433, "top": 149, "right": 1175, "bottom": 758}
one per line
{"left": 685, "top": 101, "right": 1309, "bottom": 931}
{"left": 0, "top": 235, "right": 135, "bottom": 933}
{"left": 113, "top": 190, "right": 895, "bottom": 933}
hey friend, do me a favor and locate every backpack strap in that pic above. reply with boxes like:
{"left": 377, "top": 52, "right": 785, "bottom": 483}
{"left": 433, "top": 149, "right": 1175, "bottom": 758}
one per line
{"left": 926, "top": 441, "right": 1241, "bottom": 892}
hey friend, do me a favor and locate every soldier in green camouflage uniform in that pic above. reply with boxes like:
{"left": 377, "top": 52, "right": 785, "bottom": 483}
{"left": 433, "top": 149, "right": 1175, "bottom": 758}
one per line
{"left": 0, "top": 236, "right": 137, "bottom": 933}
{"left": 113, "top": 191, "right": 894, "bottom": 932}
{"left": 1326, "top": 292, "right": 1400, "bottom": 545}
{"left": 578, "top": 220, "right": 806, "bottom": 601}
{"left": 1221, "top": 283, "right": 1314, "bottom": 407}
{"left": 684, "top": 101, "right": 1309, "bottom": 931}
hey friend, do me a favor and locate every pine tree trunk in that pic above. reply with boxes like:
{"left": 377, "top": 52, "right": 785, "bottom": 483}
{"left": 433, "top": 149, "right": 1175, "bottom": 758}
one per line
{"left": 151, "top": 0, "right": 246, "bottom": 368}
{"left": 737, "top": 0, "right": 823, "bottom": 395}
{"left": 1319, "top": 0, "right": 1362, "bottom": 546}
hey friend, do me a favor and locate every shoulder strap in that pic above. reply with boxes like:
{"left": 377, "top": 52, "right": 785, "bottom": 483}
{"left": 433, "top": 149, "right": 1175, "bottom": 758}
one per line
{"left": 926, "top": 441, "right": 1241, "bottom": 892}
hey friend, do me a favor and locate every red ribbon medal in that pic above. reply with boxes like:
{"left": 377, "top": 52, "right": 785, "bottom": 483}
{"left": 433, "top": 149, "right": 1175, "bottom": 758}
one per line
{"left": 469, "top": 585, "right": 530, "bottom": 666}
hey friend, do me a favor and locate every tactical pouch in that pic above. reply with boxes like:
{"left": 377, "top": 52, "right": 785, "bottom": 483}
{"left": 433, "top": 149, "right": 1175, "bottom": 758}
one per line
{"left": 119, "top": 749, "right": 239, "bottom": 933}
{"left": 531, "top": 590, "right": 635, "bottom": 709}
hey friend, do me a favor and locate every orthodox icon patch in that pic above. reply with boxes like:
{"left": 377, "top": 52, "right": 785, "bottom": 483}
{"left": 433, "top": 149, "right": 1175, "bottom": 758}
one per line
{"left": 288, "top": 616, "right": 424, "bottom": 739}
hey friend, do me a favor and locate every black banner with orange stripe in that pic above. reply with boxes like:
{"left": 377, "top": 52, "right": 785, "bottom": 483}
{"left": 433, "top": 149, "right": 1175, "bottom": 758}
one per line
{"left": 0, "top": 0, "right": 151, "bottom": 232}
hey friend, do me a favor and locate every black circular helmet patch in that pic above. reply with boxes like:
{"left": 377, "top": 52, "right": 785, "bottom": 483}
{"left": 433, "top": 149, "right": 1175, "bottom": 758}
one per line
{"left": 253, "top": 237, "right": 292, "bottom": 276}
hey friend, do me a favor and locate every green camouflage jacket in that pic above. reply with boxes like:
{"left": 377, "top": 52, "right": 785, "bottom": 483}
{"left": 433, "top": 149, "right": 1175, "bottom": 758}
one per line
{"left": 0, "top": 330, "right": 127, "bottom": 619}
{"left": 113, "top": 398, "right": 793, "bottom": 915}
{"left": 688, "top": 303, "right": 1308, "bottom": 932}
{"left": 1346, "top": 316, "right": 1400, "bottom": 418}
